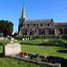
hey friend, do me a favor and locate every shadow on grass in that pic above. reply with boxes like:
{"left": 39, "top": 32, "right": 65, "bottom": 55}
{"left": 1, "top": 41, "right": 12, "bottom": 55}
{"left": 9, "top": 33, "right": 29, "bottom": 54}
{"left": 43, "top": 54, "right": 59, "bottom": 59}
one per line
{"left": 20, "top": 42, "right": 67, "bottom": 48}
{"left": 0, "top": 53, "right": 4, "bottom": 58}
{"left": 57, "top": 50, "right": 67, "bottom": 53}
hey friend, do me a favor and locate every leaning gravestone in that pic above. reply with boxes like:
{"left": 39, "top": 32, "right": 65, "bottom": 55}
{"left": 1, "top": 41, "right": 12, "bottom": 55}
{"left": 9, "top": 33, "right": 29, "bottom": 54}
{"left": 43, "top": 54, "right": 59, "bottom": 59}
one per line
{"left": 3, "top": 41, "right": 21, "bottom": 56}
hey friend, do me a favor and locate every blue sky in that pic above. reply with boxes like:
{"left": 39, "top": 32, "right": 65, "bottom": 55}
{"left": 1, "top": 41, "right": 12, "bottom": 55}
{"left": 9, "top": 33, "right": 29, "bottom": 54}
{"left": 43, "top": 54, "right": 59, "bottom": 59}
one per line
{"left": 0, "top": 0, "right": 67, "bottom": 32}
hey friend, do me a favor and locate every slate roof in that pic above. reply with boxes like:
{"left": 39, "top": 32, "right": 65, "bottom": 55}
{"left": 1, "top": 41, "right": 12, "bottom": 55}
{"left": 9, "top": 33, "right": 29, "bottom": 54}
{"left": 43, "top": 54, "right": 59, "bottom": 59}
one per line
{"left": 54, "top": 22, "right": 67, "bottom": 26}
{"left": 26, "top": 19, "right": 54, "bottom": 24}
{"left": 25, "top": 19, "right": 67, "bottom": 27}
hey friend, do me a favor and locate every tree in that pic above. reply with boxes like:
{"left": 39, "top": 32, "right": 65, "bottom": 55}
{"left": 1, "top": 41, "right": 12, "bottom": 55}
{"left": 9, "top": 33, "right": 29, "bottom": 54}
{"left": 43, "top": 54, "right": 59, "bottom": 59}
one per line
{"left": 0, "top": 20, "right": 13, "bottom": 37}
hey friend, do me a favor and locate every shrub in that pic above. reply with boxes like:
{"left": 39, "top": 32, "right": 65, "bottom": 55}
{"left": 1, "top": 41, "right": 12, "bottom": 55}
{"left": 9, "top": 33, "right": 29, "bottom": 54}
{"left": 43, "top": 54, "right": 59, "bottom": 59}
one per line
{"left": 61, "top": 34, "right": 67, "bottom": 40}
{"left": 14, "top": 35, "right": 30, "bottom": 40}
{"left": 0, "top": 38, "right": 11, "bottom": 45}
{"left": 45, "top": 38, "right": 67, "bottom": 46}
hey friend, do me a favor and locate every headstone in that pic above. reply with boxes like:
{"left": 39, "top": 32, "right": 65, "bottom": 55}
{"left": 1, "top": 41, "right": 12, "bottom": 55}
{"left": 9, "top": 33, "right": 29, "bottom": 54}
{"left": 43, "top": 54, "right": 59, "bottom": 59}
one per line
{"left": 3, "top": 42, "right": 21, "bottom": 56}
{"left": 27, "top": 38, "right": 29, "bottom": 40}
{"left": 0, "top": 33, "right": 4, "bottom": 40}
{"left": 15, "top": 39, "right": 17, "bottom": 42}
{"left": 25, "top": 38, "right": 27, "bottom": 40}
{"left": 22, "top": 38, "right": 25, "bottom": 40}
{"left": 11, "top": 38, "right": 14, "bottom": 41}
{"left": 0, "top": 33, "right": 3, "bottom": 37}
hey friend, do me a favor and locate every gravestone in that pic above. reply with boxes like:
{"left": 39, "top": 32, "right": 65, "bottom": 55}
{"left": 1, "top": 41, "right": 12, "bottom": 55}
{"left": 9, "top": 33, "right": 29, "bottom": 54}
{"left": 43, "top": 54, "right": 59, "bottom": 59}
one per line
{"left": 27, "top": 38, "right": 29, "bottom": 40}
{"left": 22, "top": 38, "right": 25, "bottom": 40}
{"left": 0, "top": 33, "right": 3, "bottom": 37}
{"left": 3, "top": 42, "right": 21, "bottom": 56}
{"left": 0, "top": 33, "right": 4, "bottom": 40}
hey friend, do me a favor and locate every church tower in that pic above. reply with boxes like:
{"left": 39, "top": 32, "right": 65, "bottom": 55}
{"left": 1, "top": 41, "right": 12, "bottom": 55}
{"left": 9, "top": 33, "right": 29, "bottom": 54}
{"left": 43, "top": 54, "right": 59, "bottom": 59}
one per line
{"left": 18, "top": 5, "right": 26, "bottom": 35}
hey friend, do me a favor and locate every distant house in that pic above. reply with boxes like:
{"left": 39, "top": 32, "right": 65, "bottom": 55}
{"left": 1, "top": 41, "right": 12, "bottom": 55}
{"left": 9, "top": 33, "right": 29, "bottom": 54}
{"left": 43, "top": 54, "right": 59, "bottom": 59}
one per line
{"left": 18, "top": 6, "right": 67, "bottom": 36}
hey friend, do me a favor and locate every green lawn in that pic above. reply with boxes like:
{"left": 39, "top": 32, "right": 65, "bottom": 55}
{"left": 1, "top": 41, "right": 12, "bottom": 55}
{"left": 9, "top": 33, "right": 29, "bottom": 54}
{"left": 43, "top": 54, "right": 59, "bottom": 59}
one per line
{"left": 0, "top": 45, "right": 46, "bottom": 67}
{"left": 20, "top": 39, "right": 67, "bottom": 59}
{"left": 0, "top": 57, "right": 44, "bottom": 67}
{"left": 21, "top": 45, "right": 67, "bottom": 59}
{"left": 0, "top": 38, "right": 67, "bottom": 67}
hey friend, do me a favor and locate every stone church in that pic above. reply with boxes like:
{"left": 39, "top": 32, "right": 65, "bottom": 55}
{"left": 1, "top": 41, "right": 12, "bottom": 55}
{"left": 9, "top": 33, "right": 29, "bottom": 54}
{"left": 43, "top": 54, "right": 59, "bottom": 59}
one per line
{"left": 18, "top": 6, "right": 67, "bottom": 36}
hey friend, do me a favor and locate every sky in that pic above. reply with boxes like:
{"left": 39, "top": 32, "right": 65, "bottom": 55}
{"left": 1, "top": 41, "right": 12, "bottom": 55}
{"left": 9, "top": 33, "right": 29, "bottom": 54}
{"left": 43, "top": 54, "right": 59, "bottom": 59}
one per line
{"left": 0, "top": 0, "right": 67, "bottom": 32}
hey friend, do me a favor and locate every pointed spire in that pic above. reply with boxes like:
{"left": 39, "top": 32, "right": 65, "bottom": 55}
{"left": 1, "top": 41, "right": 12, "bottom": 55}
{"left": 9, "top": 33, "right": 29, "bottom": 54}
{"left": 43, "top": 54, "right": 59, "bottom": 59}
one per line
{"left": 21, "top": 5, "right": 26, "bottom": 19}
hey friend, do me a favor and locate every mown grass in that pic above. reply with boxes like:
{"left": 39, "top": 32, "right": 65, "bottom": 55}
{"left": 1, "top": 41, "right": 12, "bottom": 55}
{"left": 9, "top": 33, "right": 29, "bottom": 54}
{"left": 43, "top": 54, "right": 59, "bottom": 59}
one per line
{"left": 0, "top": 45, "right": 48, "bottom": 67}
{"left": 20, "top": 38, "right": 67, "bottom": 46}
{"left": 0, "top": 38, "right": 67, "bottom": 67}
{"left": 20, "top": 38, "right": 67, "bottom": 59}
{"left": 0, "top": 57, "right": 46, "bottom": 67}
{"left": 21, "top": 45, "right": 67, "bottom": 59}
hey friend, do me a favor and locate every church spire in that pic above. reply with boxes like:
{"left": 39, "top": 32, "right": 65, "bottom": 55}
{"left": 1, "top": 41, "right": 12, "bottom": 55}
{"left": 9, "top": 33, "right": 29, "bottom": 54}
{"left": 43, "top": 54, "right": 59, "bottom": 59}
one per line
{"left": 18, "top": 5, "right": 26, "bottom": 35}
{"left": 21, "top": 5, "right": 26, "bottom": 20}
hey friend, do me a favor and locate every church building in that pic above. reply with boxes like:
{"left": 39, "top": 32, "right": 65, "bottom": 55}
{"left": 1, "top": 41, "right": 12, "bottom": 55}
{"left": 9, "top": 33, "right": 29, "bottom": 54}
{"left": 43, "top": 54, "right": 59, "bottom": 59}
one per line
{"left": 18, "top": 6, "right": 67, "bottom": 36}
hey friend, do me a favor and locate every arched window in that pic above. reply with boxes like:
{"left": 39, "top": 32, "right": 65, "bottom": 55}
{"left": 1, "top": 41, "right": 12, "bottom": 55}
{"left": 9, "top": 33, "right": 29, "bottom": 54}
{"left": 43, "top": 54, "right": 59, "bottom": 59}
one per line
{"left": 34, "top": 24, "right": 36, "bottom": 27}
{"left": 47, "top": 24, "right": 50, "bottom": 26}
{"left": 64, "top": 28, "right": 67, "bottom": 34}
{"left": 40, "top": 24, "right": 43, "bottom": 26}
{"left": 59, "top": 28, "right": 62, "bottom": 34}
{"left": 23, "top": 30, "right": 27, "bottom": 35}
{"left": 27, "top": 24, "right": 29, "bottom": 27}
{"left": 48, "top": 29, "right": 55, "bottom": 34}
{"left": 39, "top": 29, "right": 45, "bottom": 35}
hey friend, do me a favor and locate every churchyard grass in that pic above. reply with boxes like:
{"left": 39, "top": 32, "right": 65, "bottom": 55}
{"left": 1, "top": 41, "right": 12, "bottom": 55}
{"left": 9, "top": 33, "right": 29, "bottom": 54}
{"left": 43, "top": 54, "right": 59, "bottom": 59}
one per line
{"left": 21, "top": 44, "right": 67, "bottom": 59}
{"left": 0, "top": 45, "right": 46, "bottom": 67}
{"left": 20, "top": 38, "right": 67, "bottom": 59}
{"left": 0, "top": 38, "right": 67, "bottom": 67}
{"left": 0, "top": 55, "right": 44, "bottom": 67}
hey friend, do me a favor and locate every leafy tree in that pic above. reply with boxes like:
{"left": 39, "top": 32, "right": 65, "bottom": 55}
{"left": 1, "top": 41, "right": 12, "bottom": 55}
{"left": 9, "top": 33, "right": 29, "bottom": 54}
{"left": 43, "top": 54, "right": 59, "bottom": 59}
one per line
{"left": 0, "top": 20, "right": 13, "bottom": 37}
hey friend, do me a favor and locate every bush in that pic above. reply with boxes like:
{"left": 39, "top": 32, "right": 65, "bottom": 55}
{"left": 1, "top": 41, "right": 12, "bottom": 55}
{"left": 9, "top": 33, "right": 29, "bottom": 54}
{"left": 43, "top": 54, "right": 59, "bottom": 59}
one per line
{"left": 14, "top": 36, "right": 22, "bottom": 40}
{"left": 44, "top": 38, "right": 67, "bottom": 46}
{"left": 14, "top": 35, "right": 30, "bottom": 40}
{"left": 0, "top": 38, "right": 11, "bottom": 45}
{"left": 14, "top": 35, "right": 67, "bottom": 40}
{"left": 20, "top": 38, "right": 67, "bottom": 47}
{"left": 61, "top": 34, "right": 67, "bottom": 40}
